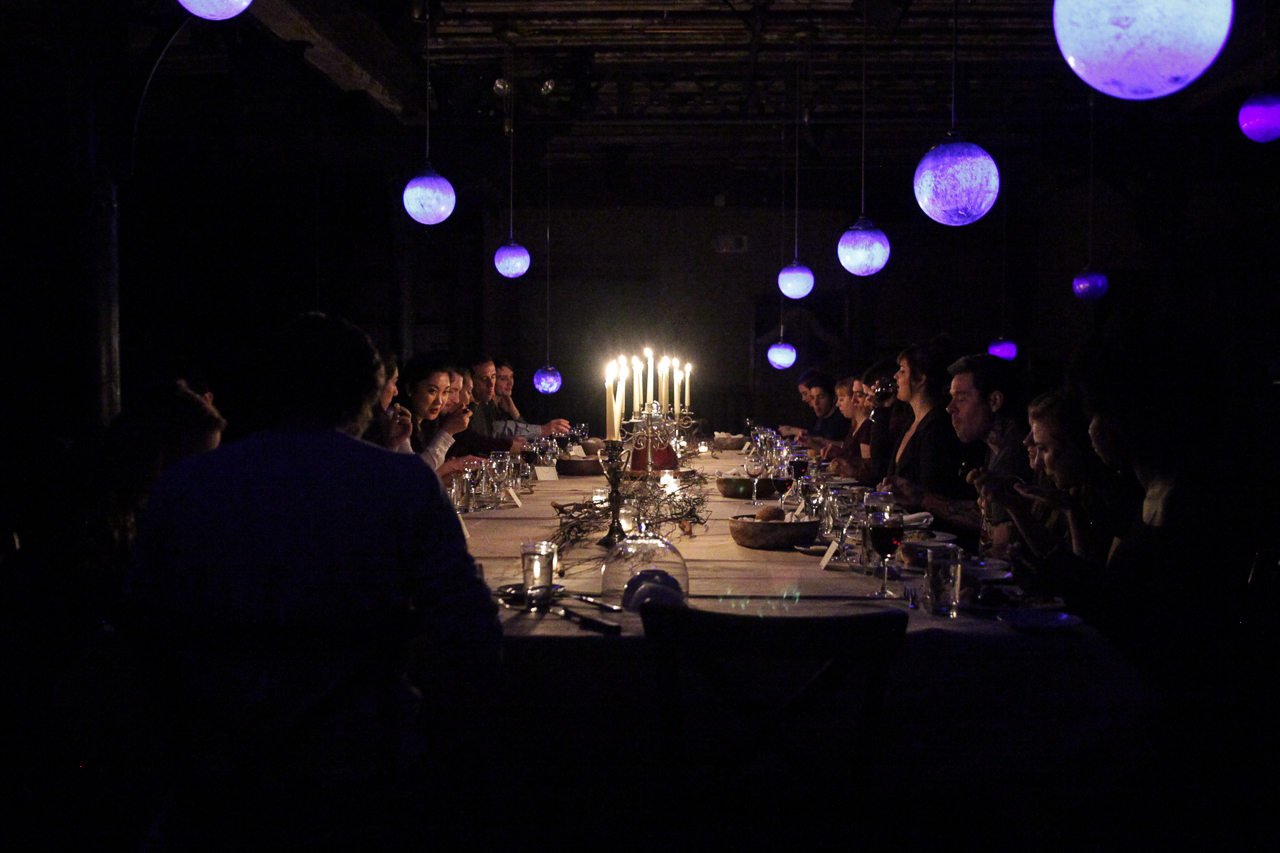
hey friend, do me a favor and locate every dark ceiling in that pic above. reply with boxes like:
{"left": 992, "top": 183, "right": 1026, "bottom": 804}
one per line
{"left": 130, "top": 0, "right": 1280, "bottom": 172}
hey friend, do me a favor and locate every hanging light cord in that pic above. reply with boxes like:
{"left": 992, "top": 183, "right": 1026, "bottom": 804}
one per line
{"left": 505, "top": 44, "right": 515, "bottom": 241}
{"left": 1087, "top": 94, "right": 1096, "bottom": 265}
{"left": 545, "top": 163, "right": 552, "bottom": 364}
{"left": 793, "top": 60, "right": 801, "bottom": 261}
{"left": 424, "top": 24, "right": 432, "bottom": 162}
{"left": 860, "top": 0, "right": 868, "bottom": 218}
{"left": 950, "top": 0, "right": 958, "bottom": 131}
{"left": 130, "top": 17, "right": 191, "bottom": 178}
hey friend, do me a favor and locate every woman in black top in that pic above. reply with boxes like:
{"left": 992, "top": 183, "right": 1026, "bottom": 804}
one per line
{"left": 880, "top": 337, "right": 976, "bottom": 501}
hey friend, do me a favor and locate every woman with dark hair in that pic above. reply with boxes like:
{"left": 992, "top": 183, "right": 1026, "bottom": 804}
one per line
{"left": 399, "top": 355, "right": 481, "bottom": 477}
{"left": 362, "top": 352, "right": 414, "bottom": 452}
{"left": 879, "top": 336, "right": 976, "bottom": 501}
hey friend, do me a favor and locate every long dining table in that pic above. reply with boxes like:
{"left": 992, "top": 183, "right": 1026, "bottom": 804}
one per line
{"left": 463, "top": 448, "right": 1159, "bottom": 837}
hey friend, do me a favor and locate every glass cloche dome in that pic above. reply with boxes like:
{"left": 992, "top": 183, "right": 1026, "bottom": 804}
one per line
{"left": 600, "top": 529, "right": 689, "bottom": 611}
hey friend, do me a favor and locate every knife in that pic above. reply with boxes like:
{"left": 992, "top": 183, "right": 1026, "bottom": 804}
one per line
{"left": 567, "top": 593, "right": 625, "bottom": 613}
{"left": 547, "top": 605, "right": 622, "bottom": 635}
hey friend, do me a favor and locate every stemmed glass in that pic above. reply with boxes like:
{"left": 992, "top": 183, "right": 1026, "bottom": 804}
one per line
{"left": 744, "top": 451, "right": 767, "bottom": 506}
{"left": 864, "top": 509, "right": 905, "bottom": 599}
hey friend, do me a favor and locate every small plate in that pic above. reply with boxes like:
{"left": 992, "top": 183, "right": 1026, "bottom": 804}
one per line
{"left": 997, "top": 609, "right": 1083, "bottom": 632}
{"left": 495, "top": 583, "right": 565, "bottom": 602}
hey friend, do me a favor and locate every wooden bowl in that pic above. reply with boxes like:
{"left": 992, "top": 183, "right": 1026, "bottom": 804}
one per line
{"left": 713, "top": 435, "right": 747, "bottom": 451}
{"left": 715, "top": 477, "right": 777, "bottom": 500}
{"left": 728, "top": 514, "right": 821, "bottom": 551}
{"left": 579, "top": 438, "right": 605, "bottom": 457}
{"left": 556, "top": 457, "right": 604, "bottom": 476}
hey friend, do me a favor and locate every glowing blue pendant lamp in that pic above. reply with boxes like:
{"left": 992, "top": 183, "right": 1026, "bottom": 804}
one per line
{"left": 778, "top": 63, "right": 814, "bottom": 299}
{"left": 1054, "top": 0, "right": 1233, "bottom": 100}
{"left": 913, "top": 0, "right": 999, "bottom": 227}
{"left": 1073, "top": 95, "right": 1109, "bottom": 301}
{"left": 402, "top": 24, "right": 455, "bottom": 225}
{"left": 839, "top": 3, "right": 890, "bottom": 276}
{"left": 176, "top": 0, "right": 252, "bottom": 20}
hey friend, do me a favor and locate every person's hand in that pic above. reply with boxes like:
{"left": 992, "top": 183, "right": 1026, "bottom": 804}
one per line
{"left": 967, "top": 468, "right": 1025, "bottom": 510}
{"left": 778, "top": 425, "right": 802, "bottom": 438}
{"left": 1014, "top": 482, "right": 1078, "bottom": 513}
{"left": 388, "top": 404, "right": 413, "bottom": 447}
{"left": 818, "top": 443, "right": 839, "bottom": 461}
{"left": 441, "top": 407, "right": 472, "bottom": 436}
{"left": 878, "top": 475, "right": 924, "bottom": 507}
{"left": 828, "top": 457, "right": 854, "bottom": 478}
{"left": 437, "top": 455, "right": 485, "bottom": 478}
{"left": 495, "top": 392, "right": 519, "bottom": 418}
{"left": 510, "top": 437, "right": 529, "bottom": 455}
{"left": 540, "top": 419, "right": 571, "bottom": 436}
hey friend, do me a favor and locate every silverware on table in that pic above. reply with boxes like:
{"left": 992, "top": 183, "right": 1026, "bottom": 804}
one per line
{"left": 566, "top": 593, "right": 625, "bottom": 612}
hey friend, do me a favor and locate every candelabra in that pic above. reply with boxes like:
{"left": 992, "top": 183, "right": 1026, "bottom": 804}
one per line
{"left": 596, "top": 439, "right": 629, "bottom": 548}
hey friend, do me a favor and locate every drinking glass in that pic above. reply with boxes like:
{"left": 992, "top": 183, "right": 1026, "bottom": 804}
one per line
{"left": 864, "top": 510, "right": 904, "bottom": 599}
{"left": 744, "top": 452, "right": 767, "bottom": 506}
{"left": 521, "top": 541, "right": 559, "bottom": 606}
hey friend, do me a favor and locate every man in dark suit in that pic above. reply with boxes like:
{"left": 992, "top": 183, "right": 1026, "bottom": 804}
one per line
{"left": 125, "top": 313, "right": 500, "bottom": 847}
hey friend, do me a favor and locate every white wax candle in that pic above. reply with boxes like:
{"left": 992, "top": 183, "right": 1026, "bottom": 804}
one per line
{"left": 632, "top": 356, "right": 642, "bottom": 414}
{"left": 658, "top": 356, "right": 670, "bottom": 414}
{"left": 673, "top": 368, "right": 683, "bottom": 418}
{"left": 645, "top": 348, "right": 654, "bottom": 407}
{"left": 684, "top": 362, "right": 692, "bottom": 410}
{"left": 605, "top": 362, "right": 618, "bottom": 440}
{"left": 616, "top": 363, "right": 628, "bottom": 438}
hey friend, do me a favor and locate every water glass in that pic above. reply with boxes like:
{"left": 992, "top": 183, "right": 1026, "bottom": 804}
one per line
{"left": 521, "top": 541, "right": 559, "bottom": 606}
{"left": 925, "top": 544, "right": 963, "bottom": 618}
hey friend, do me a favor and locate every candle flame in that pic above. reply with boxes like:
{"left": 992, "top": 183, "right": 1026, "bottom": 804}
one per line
{"left": 659, "top": 356, "right": 670, "bottom": 370}
{"left": 673, "top": 358, "right": 680, "bottom": 370}
{"left": 619, "top": 363, "right": 629, "bottom": 382}
{"left": 644, "top": 347, "right": 653, "bottom": 358}
{"left": 606, "top": 361, "right": 617, "bottom": 383}
{"left": 631, "top": 356, "right": 642, "bottom": 368}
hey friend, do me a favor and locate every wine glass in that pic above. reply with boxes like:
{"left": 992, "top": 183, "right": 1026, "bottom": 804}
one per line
{"left": 864, "top": 509, "right": 904, "bottom": 599}
{"left": 744, "top": 452, "right": 767, "bottom": 506}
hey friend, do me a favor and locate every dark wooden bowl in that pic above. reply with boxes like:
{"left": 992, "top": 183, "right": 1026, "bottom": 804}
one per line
{"left": 555, "top": 457, "right": 605, "bottom": 476}
{"left": 728, "top": 514, "right": 821, "bottom": 551}
{"left": 715, "top": 477, "right": 777, "bottom": 500}
{"left": 713, "top": 435, "right": 748, "bottom": 451}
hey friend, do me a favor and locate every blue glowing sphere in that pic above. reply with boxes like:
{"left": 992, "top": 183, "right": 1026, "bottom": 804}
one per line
{"left": 767, "top": 341, "right": 797, "bottom": 370}
{"left": 1239, "top": 93, "right": 1280, "bottom": 142}
{"left": 777, "top": 262, "right": 815, "bottom": 299}
{"left": 402, "top": 167, "right": 456, "bottom": 225}
{"left": 494, "top": 241, "right": 531, "bottom": 278}
{"left": 837, "top": 220, "right": 891, "bottom": 276}
{"left": 913, "top": 137, "right": 1000, "bottom": 226}
{"left": 176, "top": 0, "right": 253, "bottom": 20}
{"left": 988, "top": 338, "right": 1018, "bottom": 361}
{"left": 1072, "top": 268, "right": 1109, "bottom": 300}
{"left": 1053, "top": 0, "right": 1233, "bottom": 100}
{"left": 533, "top": 366, "right": 563, "bottom": 394}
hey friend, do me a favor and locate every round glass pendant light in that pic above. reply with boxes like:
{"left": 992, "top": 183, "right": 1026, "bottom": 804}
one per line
{"left": 1239, "top": 93, "right": 1280, "bottom": 142}
{"left": 1072, "top": 268, "right": 1109, "bottom": 300}
{"left": 402, "top": 167, "right": 456, "bottom": 225}
{"left": 914, "top": 134, "right": 1000, "bottom": 226}
{"left": 494, "top": 241, "right": 531, "bottom": 278}
{"left": 988, "top": 338, "right": 1018, "bottom": 360}
{"left": 767, "top": 341, "right": 797, "bottom": 370}
{"left": 176, "top": 0, "right": 253, "bottom": 20}
{"left": 533, "top": 366, "right": 562, "bottom": 394}
{"left": 1053, "top": 0, "right": 1233, "bottom": 100}
{"left": 778, "top": 262, "right": 815, "bottom": 299}
{"left": 838, "top": 220, "right": 891, "bottom": 276}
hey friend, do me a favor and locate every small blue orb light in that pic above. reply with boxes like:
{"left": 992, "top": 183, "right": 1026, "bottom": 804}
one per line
{"left": 494, "top": 241, "right": 531, "bottom": 278}
{"left": 533, "top": 366, "right": 562, "bottom": 394}
{"left": 1072, "top": 267, "right": 1109, "bottom": 301}
{"left": 767, "top": 341, "right": 797, "bottom": 370}
{"left": 777, "top": 262, "right": 815, "bottom": 299}
{"left": 838, "top": 220, "right": 891, "bottom": 276}
{"left": 913, "top": 135, "right": 1000, "bottom": 226}
{"left": 988, "top": 338, "right": 1018, "bottom": 361}
{"left": 1239, "top": 93, "right": 1280, "bottom": 142}
{"left": 176, "top": 0, "right": 253, "bottom": 20}
{"left": 402, "top": 167, "right": 456, "bottom": 225}
{"left": 1053, "top": 0, "right": 1233, "bottom": 101}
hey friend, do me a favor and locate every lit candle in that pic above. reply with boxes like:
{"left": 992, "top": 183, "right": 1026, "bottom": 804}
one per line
{"left": 658, "top": 356, "right": 670, "bottom": 414}
{"left": 605, "top": 361, "right": 617, "bottom": 440}
{"left": 672, "top": 360, "right": 682, "bottom": 418}
{"left": 684, "top": 362, "right": 692, "bottom": 411}
{"left": 644, "top": 347, "right": 654, "bottom": 407}
{"left": 615, "top": 362, "right": 629, "bottom": 440}
{"left": 631, "top": 356, "right": 642, "bottom": 414}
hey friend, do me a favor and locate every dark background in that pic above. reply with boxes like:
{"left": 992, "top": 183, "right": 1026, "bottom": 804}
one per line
{"left": 3, "top": 0, "right": 1277, "bottom": 442}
